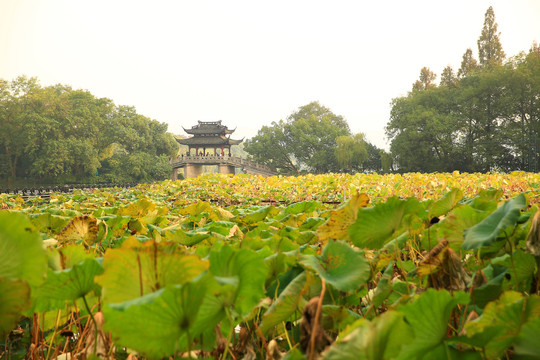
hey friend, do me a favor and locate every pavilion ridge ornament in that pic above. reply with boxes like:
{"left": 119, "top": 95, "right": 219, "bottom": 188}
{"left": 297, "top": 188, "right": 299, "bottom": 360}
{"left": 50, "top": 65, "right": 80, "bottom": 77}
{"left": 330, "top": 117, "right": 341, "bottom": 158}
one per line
{"left": 171, "top": 120, "right": 276, "bottom": 179}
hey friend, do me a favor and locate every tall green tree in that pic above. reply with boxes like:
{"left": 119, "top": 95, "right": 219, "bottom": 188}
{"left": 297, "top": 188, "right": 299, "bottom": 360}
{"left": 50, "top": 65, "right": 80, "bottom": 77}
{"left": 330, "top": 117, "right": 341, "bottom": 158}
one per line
{"left": 0, "top": 76, "right": 40, "bottom": 179}
{"left": 387, "top": 86, "right": 463, "bottom": 172}
{"left": 477, "top": 6, "right": 506, "bottom": 67}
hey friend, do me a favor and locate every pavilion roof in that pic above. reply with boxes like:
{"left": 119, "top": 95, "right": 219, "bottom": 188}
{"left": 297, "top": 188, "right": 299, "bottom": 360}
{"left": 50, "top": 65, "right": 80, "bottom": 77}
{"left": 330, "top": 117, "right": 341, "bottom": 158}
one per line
{"left": 183, "top": 120, "right": 235, "bottom": 135}
{"left": 177, "top": 135, "right": 243, "bottom": 146}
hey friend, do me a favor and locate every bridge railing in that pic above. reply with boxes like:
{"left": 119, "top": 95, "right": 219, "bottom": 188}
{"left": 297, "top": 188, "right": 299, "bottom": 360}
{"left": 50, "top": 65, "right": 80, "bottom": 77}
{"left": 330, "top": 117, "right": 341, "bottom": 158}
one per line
{"left": 170, "top": 155, "right": 276, "bottom": 174}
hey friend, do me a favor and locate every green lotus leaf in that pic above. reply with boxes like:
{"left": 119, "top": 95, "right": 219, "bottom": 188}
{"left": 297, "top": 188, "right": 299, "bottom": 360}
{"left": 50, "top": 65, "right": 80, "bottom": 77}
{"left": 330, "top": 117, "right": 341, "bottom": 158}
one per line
{"left": 428, "top": 188, "right": 463, "bottom": 218}
{"left": 284, "top": 200, "right": 321, "bottom": 215}
{"left": 0, "top": 277, "right": 31, "bottom": 336}
{"left": 397, "top": 289, "right": 469, "bottom": 359}
{"left": 371, "top": 261, "right": 394, "bottom": 308}
{"left": 349, "top": 196, "right": 424, "bottom": 249}
{"left": 28, "top": 213, "right": 71, "bottom": 233}
{"left": 197, "top": 221, "right": 238, "bottom": 236}
{"left": 321, "top": 304, "right": 361, "bottom": 331}
{"left": 96, "top": 237, "right": 208, "bottom": 303}
{"left": 322, "top": 311, "right": 411, "bottom": 360}
{"left": 300, "top": 240, "right": 370, "bottom": 292}
{"left": 463, "top": 292, "right": 540, "bottom": 359}
{"left": 104, "top": 274, "right": 211, "bottom": 359}
{"left": 0, "top": 211, "right": 47, "bottom": 287}
{"left": 264, "top": 252, "right": 297, "bottom": 288}
{"left": 282, "top": 348, "right": 307, "bottom": 360}
{"left": 259, "top": 271, "right": 316, "bottom": 335}
{"left": 514, "top": 316, "right": 540, "bottom": 358}
{"left": 33, "top": 258, "right": 103, "bottom": 312}
{"left": 492, "top": 250, "right": 535, "bottom": 292}
{"left": 465, "top": 189, "right": 502, "bottom": 212}
{"left": 279, "top": 226, "right": 316, "bottom": 245}
{"left": 209, "top": 244, "right": 266, "bottom": 317}
{"left": 100, "top": 215, "right": 131, "bottom": 230}
{"left": 237, "top": 205, "right": 273, "bottom": 224}
{"left": 299, "top": 217, "right": 326, "bottom": 231}
{"left": 186, "top": 285, "right": 227, "bottom": 349}
{"left": 429, "top": 204, "right": 489, "bottom": 248}
{"left": 471, "top": 264, "right": 506, "bottom": 308}
{"left": 463, "top": 194, "right": 526, "bottom": 250}
{"left": 163, "top": 227, "right": 211, "bottom": 245}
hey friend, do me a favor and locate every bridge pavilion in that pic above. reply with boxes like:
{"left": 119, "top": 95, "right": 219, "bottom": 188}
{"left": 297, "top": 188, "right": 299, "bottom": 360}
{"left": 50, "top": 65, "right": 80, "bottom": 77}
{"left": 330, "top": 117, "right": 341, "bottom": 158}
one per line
{"left": 171, "top": 120, "right": 276, "bottom": 179}
{"left": 178, "top": 120, "right": 243, "bottom": 156}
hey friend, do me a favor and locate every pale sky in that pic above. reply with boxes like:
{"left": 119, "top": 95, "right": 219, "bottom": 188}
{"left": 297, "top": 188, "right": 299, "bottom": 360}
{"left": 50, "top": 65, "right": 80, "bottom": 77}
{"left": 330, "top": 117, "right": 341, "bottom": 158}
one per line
{"left": 1, "top": 0, "right": 539, "bottom": 150}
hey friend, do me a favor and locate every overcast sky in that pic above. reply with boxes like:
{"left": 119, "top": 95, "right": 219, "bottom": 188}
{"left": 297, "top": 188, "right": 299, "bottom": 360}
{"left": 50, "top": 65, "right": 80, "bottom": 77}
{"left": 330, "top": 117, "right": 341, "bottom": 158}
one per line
{"left": 1, "top": 0, "right": 539, "bottom": 150}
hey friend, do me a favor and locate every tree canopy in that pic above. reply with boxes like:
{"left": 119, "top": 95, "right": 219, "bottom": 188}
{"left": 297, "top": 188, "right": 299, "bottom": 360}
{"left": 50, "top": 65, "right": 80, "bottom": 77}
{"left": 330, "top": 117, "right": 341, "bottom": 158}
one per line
{"left": 0, "top": 76, "right": 179, "bottom": 185}
{"left": 386, "top": 7, "right": 540, "bottom": 173}
{"left": 245, "top": 101, "right": 384, "bottom": 174}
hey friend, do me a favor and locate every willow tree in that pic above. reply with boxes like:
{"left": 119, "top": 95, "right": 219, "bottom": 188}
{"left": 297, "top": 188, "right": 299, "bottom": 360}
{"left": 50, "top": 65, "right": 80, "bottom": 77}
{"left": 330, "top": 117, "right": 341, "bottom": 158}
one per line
{"left": 334, "top": 133, "right": 369, "bottom": 173}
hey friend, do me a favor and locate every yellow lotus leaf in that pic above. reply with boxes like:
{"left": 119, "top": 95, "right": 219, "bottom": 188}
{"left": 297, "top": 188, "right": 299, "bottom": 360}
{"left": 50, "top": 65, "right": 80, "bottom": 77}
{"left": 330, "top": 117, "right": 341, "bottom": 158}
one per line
{"left": 57, "top": 215, "right": 99, "bottom": 246}
{"left": 317, "top": 191, "right": 369, "bottom": 243}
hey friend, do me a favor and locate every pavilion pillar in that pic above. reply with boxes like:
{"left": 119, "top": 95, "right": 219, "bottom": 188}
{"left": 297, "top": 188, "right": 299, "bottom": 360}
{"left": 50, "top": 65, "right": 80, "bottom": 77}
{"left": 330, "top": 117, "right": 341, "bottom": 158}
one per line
{"left": 218, "top": 164, "right": 235, "bottom": 175}
{"left": 184, "top": 164, "right": 203, "bottom": 178}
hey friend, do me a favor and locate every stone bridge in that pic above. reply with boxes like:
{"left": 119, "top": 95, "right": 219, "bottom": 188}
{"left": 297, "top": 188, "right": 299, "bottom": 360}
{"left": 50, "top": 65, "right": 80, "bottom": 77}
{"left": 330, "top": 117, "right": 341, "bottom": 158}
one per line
{"left": 170, "top": 155, "right": 277, "bottom": 179}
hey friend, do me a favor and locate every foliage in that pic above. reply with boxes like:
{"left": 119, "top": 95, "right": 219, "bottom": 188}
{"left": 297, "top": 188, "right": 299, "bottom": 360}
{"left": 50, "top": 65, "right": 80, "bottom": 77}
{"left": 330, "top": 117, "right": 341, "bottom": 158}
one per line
{"left": 387, "top": 7, "right": 540, "bottom": 173}
{"left": 477, "top": 6, "right": 505, "bottom": 67}
{"left": 245, "top": 101, "right": 379, "bottom": 174}
{"left": 0, "top": 77, "right": 179, "bottom": 185}
{"left": 335, "top": 133, "right": 369, "bottom": 173}
{"left": 0, "top": 172, "right": 539, "bottom": 359}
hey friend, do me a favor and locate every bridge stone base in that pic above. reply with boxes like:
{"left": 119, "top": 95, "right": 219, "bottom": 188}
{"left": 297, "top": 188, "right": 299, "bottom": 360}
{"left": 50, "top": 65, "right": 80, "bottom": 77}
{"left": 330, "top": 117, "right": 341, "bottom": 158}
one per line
{"left": 171, "top": 155, "right": 276, "bottom": 179}
{"left": 218, "top": 164, "right": 235, "bottom": 175}
{"left": 184, "top": 164, "right": 203, "bottom": 178}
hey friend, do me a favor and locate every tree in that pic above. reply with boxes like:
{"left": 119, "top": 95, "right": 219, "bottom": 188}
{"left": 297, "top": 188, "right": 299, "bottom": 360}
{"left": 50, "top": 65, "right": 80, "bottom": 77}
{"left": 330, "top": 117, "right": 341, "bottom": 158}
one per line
{"left": 286, "top": 102, "right": 351, "bottom": 173}
{"left": 0, "top": 76, "right": 179, "bottom": 185}
{"left": 412, "top": 67, "right": 437, "bottom": 91}
{"left": 335, "top": 133, "right": 368, "bottom": 173}
{"left": 244, "top": 120, "right": 298, "bottom": 174}
{"left": 477, "top": 6, "right": 505, "bottom": 67}
{"left": 245, "top": 102, "right": 351, "bottom": 174}
{"left": 387, "top": 85, "right": 465, "bottom": 172}
{"left": 440, "top": 66, "right": 458, "bottom": 87}
{"left": 0, "top": 76, "right": 40, "bottom": 180}
{"left": 458, "top": 48, "right": 479, "bottom": 78}
{"left": 386, "top": 6, "right": 540, "bottom": 173}
{"left": 362, "top": 141, "right": 384, "bottom": 173}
